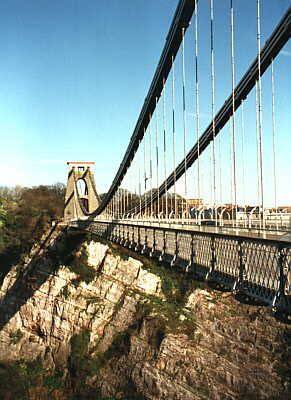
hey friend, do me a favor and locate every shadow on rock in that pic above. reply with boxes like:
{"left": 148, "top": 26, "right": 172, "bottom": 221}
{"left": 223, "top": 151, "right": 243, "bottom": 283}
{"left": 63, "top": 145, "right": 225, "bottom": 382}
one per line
{"left": 0, "top": 226, "right": 86, "bottom": 332}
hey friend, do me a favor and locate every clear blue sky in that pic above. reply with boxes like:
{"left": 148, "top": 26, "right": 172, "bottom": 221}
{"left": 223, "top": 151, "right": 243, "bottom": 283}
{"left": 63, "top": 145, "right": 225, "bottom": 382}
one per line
{"left": 0, "top": 0, "right": 290, "bottom": 206}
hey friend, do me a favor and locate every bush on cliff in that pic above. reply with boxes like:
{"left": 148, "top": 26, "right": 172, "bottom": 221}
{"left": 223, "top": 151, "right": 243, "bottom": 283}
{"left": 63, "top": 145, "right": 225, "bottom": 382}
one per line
{"left": 0, "top": 183, "right": 65, "bottom": 271}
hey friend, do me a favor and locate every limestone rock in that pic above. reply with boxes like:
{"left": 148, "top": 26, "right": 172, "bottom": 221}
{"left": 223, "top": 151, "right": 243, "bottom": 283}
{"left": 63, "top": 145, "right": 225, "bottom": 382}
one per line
{"left": 0, "top": 232, "right": 290, "bottom": 400}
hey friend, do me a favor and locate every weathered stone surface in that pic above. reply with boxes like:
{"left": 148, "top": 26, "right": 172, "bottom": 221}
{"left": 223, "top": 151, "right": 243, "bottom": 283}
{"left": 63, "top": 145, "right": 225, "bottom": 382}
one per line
{"left": 0, "top": 233, "right": 290, "bottom": 400}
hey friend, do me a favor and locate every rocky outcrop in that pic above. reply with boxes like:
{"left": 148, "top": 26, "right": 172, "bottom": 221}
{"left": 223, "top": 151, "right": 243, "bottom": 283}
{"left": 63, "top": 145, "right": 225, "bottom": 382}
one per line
{"left": 0, "top": 229, "right": 290, "bottom": 399}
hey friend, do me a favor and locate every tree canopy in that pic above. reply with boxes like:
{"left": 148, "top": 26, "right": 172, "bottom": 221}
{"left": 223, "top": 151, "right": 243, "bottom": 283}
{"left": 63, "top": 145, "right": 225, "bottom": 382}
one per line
{"left": 0, "top": 183, "right": 66, "bottom": 265}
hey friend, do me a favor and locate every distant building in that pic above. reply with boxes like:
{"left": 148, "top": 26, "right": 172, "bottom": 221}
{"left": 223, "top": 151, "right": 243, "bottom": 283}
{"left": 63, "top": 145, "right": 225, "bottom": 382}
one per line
{"left": 187, "top": 198, "right": 204, "bottom": 208}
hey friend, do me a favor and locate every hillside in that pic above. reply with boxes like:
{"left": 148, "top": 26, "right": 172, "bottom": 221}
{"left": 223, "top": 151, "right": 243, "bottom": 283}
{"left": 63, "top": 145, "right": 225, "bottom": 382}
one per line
{"left": 0, "top": 228, "right": 290, "bottom": 399}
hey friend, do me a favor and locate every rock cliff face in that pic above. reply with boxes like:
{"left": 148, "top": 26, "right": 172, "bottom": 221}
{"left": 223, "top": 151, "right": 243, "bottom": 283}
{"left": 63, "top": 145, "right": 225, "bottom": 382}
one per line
{"left": 0, "top": 228, "right": 290, "bottom": 399}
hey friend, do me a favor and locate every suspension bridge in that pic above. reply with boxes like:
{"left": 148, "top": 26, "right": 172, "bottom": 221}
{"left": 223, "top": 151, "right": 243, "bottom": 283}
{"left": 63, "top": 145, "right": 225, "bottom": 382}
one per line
{"left": 64, "top": 0, "right": 291, "bottom": 313}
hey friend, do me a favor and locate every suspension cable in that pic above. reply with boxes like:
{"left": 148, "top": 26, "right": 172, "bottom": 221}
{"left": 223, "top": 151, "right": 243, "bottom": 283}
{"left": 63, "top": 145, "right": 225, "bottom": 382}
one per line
{"left": 120, "top": 187, "right": 122, "bottom": 218}
{"left": 255, "top": 80, "right": 261, "bottom": 224}
{"left": 172, "top": 55, "right": 177, "bottom": 216}
{"left": 123, "top": 183, "right": 127, "bottom": 214}
{"left": 163, "top": 78, "right": 168, "bottom": 219}
{"left": 229, "top": 119, "right": 234, "bottom": 216}
{"left": 257, "top": 0, "right": 264, "bottom": 227}
{"left": 271, "top": 59, "right": 278, "bottom": 230}
{"left": 117, "top": 186, "right": 121, "bottom": 219}
{"left": 129, "top": 164, "right": 132, "bottom": 216}
{"left": 210, "top": 0, "right": 217, "bottom": 223}
{"left": 113, "top": 192, "right": 117, "bottom": 219}
{"left": 182, "top": 27, "right": 187, "bottom": 220}
{"left": 195, "top": 0, "right": 201, "bottom": 212}
{"left": 125, "top": 177, "right": 128, "bottom": 216}
{"left": 116, "top": 188, "right": 118, "bottom": 218}
{"left": 115, "top": 191, "right": 117, "bottom": 219}
{"left": 118, "top": 189, "right": 120, "bottom": 218}
{"left": 143, "top": 131, "right": 147, "bottom": 218}
{"left": 117, "top": 190, "right": 120, "bottom": 219}
{"left": 121, "top": 187, "right": 123, "bottom": 218}
{"left": 126, "top": 175, "right": 129, "bottom": 215}
{"left": 149, "top": 113, "right": 153, "bottom": 218}
{"left": 139, "top": 140, "right": 142, "bottom": 216}
{"left": 120, "top": 184, "right": 123, "bottom": 217}
{"left": 155, "top": 97, "right": 160, "bottom": 216}
{"left": 230, "top": 0, "right": 237, "bottom": 226}
{"left": 241, "top": 100, "right": 246, "bottom": 226}
{"left": 219, "top": 128, "right": 222, "bottom": 206}
{"left": 134, "top": 155, "right": 138, "bottom": 215}
{"left": 123, "top": 181, "right": 125, "bottom": 217}
{"left": 117, "top": 188, "right": 120, "bottom": 219}
{"left": 123, "top": 183, "right": 126, "bottom": 216}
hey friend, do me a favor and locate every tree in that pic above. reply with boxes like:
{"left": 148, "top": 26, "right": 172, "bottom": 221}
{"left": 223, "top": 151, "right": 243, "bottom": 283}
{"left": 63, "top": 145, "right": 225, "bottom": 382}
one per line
{"left": 0, "top": 183, "right": 66, "bottom": 265}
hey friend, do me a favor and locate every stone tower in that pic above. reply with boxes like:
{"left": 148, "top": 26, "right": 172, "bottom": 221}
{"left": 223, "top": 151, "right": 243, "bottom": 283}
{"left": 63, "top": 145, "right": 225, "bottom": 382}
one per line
{"left": 64, "top": 161, "right": 100, "bottom": 220}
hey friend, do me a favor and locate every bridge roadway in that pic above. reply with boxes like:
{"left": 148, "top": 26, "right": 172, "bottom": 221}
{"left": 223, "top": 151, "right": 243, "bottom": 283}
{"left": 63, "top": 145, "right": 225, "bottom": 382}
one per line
{"left": 69, "top": 218, "right": 291, "bottom": 314}
{"left": 94, "top": 218, "right": 290, "bottom": 241}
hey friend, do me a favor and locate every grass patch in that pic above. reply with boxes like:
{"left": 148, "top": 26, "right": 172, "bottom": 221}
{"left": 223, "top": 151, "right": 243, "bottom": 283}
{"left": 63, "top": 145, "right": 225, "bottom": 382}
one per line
{"left": 60, "top": 284, "right": 71, "bottom": 299}
{"left": 43, "top": 368, "right": 65, "bottom": 394}
{"left": 142, "top": 260, "right": 208, "bottom": 305}
{"left": 9, "top": 329, "right": 23, "bottom": 345}
{"left": 134, "top": 291, "right": 197, "bottom": 336}
{"left": 69, "top": 330, "right": 91, "bottom": 379}
{"left": 0, "top": 357, "right": 65, "bottom": 399}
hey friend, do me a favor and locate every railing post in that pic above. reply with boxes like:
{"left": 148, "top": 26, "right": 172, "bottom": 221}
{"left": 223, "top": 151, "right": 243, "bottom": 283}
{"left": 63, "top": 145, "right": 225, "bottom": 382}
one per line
{"left": 120, "top": 224, "right": 123, "bottom": 244}
{"left": 141, "top": 227, "right": 148, "bottom": 255}
{"left": 116, "top": 223, "right": 121, "bottom": 243}
{"left": 233, "top": 239, "right": 246, "bottom": 292}
{"left": 128, "top": 226, "right": 133, "bottom": 249}
{"left": 171, "top": 231, "right": 178, "bottom": 267}
{"left": 135, "top": 226, "right": 141, "bottom": 252}
{"left": 272, "top": 245, "right": 287, "bottom": 311}
{"left": 112, "top": 222, "right": 116, "bottom": 242}
{"left": 206, "top": 236, "right": 216, "bottom": 281}
{"left": 119, "top": 224, "right": 123, "bottom": 245}
{"left": 125, "top": 225, "right": 130, "bottom": 247}
{"left": 159, "top": 230, "right": 166, "bottom": 262}
{"left": 186, "top": 234, "right": 195, "bottom": 273}
{"left": 111, "top": 222, "right": 115, "bottom": 242}
{"left": 118, "top": 223, "right": 122, "bottom": 244}
{"left": 150, "top": 228, "right": 156, "bottom": 258}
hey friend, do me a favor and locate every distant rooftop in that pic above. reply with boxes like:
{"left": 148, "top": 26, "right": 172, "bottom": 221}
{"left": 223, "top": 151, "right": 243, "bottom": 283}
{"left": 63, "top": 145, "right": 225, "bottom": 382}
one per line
{"left": 67, "top": 161, "right": 95, "bottom": 165}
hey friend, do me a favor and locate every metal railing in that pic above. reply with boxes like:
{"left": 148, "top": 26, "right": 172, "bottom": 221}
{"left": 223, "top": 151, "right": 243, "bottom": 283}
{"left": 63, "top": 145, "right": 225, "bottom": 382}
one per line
{"left": 69, "top": 219, "right": 291, "bottom": 313}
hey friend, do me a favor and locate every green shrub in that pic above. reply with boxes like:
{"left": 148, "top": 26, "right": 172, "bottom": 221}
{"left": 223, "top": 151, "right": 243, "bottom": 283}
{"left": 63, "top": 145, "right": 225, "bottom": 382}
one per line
{"left": 9, "top": 329, "right": 23, "bottom": 345}
{"left": 43, "top": 368, "right": 64, "bottom": 393}
{"left": 69, "top": 330, "right": 91, "bottom": 378}
{"left": 60, "top": 284, "right": 71, "bottom": 299}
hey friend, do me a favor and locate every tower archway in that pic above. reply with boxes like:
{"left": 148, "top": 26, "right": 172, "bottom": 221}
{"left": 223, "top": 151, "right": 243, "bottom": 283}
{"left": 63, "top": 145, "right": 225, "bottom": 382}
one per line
{"left": 64, "top": 162, "right": 100, "bottom": 220}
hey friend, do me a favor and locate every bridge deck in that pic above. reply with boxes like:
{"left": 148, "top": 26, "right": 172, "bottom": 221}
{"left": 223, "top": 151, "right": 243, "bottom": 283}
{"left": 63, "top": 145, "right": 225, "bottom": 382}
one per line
{"left": 92, "top": 218, "right": 291, "bottom": 243}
